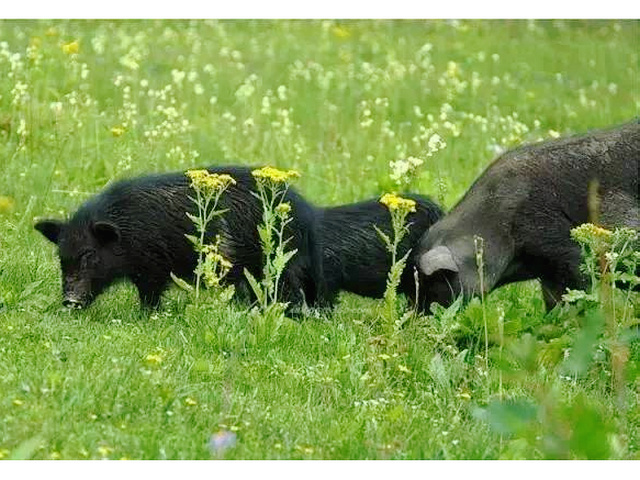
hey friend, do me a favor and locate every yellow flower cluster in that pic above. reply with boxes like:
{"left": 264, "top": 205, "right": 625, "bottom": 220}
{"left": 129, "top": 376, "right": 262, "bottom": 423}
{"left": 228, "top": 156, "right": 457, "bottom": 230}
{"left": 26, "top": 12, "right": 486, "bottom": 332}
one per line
{"left": 275, "top": 202, "right": 292, "bottom": 216}
{"left": 145, "top": 353, "right": 163, "bottom": 365}
{"left": 186, "top": 170, "right": 236, "bottom": 193}
{"left": 332, "top": 25, "right": 351, "bottom": 39}
{"left": 251, "top": 166, "right": 301, "bottom": 183}
{"left": 379, "top": 193, "right": 417, "bottom": 213}
{"left": 571, "top": 223, "right": 613, "bottom": 244}
{"left": 0, "top": 195, "right": 15, "bottom": 213}
{"left": 202, "top": 244, "right": 233, "bottom": 270}
{"left": 201, "top": 242, "right": 233, "bottom": 288}
{"left": 98, "top": 445, "right": 114, "bottom": 457}
{"left": 61, "top": 40, "right": 79, "bottom": 55}
{"left": 110, "top": 125, "right": 125, "bottom": 137}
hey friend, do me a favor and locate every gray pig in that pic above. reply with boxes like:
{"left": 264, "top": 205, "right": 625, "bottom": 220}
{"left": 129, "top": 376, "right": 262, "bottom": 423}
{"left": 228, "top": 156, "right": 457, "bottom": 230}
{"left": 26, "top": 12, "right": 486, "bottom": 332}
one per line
{"left": 416, "top": 122, "right": 639, "bottom": 311}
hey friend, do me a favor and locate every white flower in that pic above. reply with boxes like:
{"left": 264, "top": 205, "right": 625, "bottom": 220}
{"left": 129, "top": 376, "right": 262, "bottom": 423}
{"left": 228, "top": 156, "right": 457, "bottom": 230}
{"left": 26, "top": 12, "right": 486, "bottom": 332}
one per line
{"left": 427, "top": 133, "right": 446, "bottom": 154}
{"left": 49, "top": 102, "right": 63, "bottom": 115}
{"left": 548, "top": 129, "right": 560, "bottom": 139}
{"left": 418, "top": 43, "right": 433, "bottom": 55}
{"left": 389, "top": 156, "right": 424, "bottom": 186}
{"left": 235, "top": 82, "right": 255, "bottom": 100}
{"left": 261, "top": 95, "right": 271, "bottom": 114}
{"left": 171, "top": 69, "right": 185, "bottom": 86}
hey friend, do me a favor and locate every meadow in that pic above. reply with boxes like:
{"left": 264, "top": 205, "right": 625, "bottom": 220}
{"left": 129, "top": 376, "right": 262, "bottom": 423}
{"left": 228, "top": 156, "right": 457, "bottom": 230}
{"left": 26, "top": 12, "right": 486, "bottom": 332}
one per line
{"left": 0, "top": 19, "right": 638, "bottom": 460}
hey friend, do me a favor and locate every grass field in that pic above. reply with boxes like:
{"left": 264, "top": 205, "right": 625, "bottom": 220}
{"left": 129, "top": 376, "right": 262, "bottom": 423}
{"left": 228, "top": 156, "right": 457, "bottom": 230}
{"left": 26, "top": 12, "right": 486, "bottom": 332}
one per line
{"left": 0, "top": 19, "right": 638, "bottom": 460}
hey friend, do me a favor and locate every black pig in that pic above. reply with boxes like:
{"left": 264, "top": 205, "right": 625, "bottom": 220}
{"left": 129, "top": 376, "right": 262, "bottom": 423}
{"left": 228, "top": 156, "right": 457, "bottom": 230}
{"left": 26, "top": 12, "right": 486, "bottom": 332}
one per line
{"left": 35, "top": 166, "right": 324, "bottom": 310}
{"left": 318, "top": 194, "right": 444, "bottom": 311}
{"left": 416, "top": 122, "right": 640, "bottom": 311}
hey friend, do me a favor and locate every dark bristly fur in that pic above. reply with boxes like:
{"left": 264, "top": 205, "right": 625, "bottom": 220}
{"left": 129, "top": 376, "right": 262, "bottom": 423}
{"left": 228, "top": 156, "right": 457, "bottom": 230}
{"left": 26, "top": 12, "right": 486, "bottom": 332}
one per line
{"left": 416, "top": 122, "right": 640, "bottom": 311}
{"left": 317, "top": 194, "right": 444, "bottom": 311}
{"left": 35, "top": 166, "right": 324, "bottom": 311}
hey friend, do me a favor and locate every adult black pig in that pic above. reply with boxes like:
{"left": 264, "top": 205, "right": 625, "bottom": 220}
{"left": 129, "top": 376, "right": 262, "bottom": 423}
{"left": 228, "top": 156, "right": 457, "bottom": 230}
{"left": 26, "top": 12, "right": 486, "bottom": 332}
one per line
{"left": 35, "top": 166, "right": 324, "bottom": 310}
{"left": 416, "top": 122, "right": 639, "bottom": 311}
{"left": 318, "top": 194, "right": 444, "bottom": 311}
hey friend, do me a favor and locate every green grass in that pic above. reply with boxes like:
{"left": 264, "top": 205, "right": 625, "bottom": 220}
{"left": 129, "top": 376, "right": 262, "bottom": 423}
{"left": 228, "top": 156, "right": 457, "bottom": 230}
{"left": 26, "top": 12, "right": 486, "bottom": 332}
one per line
{"left": 0, "top": 19, "right": 638, "bottom": 460}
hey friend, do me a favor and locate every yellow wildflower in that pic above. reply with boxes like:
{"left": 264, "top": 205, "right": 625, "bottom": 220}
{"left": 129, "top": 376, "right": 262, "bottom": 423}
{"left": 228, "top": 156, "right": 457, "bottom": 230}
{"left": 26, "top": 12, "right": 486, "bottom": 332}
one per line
{"left": 332, "top": 25, "right": 351, "bottom": 39}
{"left": 209, "top": 254, "right": 233, "bottom": 270}
{"left": 251, "top": 166, "right": 301, "bottom": 183}
{"left": 186, "top": 169, "right": 236, "bottom": 193}
{"left": 203, "top": 245, "right": 233, "bottom": 267}
{"left": 200, "top": 238, "right": 233, "bottom": 289}
{"left": 110, "top": 125, "right": 125, "bottom": 137}
{"left": 184, "top": 397, "right": 198, "bottom": 406}
{"left": 379, "top": 193, "right": 417, "bottom": 213}
{"left": 50, "top": 452, "right": 61, "bottom": 460}
{"left": 397, "top": 364, "right": 412, "bottom": 373}
{"left": 0, "top": 448, "right": 9, "bottom": 459}
{"left": 275, "top": 202, "right": 292, "bottom": 216}
{"left": 145, "top": 353, "right": 164, "bottom": 365}
{"left": 0, "top": 196, "right": 15, "bottom": 213}
{"left": 97, "top": 445, "right": 113, "bottom": 457}
{"left": 61, "top": 40, "right": 79, "bottom": 55}
{"left": 12, "top": 399, "right": 23, "bottom": 406}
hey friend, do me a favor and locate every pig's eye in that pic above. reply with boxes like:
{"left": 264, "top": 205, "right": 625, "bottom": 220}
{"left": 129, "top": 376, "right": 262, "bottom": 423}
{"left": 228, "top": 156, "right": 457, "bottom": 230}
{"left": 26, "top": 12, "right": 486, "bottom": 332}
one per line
{"left": 79, "top": 250, "right": 98, "bottom": 268}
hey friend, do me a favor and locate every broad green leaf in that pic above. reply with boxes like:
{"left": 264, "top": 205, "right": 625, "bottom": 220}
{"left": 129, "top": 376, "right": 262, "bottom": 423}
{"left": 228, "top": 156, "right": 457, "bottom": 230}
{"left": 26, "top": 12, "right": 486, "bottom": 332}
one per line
{"left": 474, "top": 399, "right": 538, "bottom": 436}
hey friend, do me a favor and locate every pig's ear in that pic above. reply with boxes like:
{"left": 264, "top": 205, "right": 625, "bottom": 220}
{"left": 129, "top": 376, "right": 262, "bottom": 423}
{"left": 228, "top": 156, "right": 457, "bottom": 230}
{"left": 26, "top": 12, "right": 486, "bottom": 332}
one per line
{"left": 91, "top": 221, "right": 121, "bottom": 245}
{"left": 419, "top": 245, "right": 459, "bottom": 276}
{"left": 34, "top": 219, "right": 64, "bottom": 244}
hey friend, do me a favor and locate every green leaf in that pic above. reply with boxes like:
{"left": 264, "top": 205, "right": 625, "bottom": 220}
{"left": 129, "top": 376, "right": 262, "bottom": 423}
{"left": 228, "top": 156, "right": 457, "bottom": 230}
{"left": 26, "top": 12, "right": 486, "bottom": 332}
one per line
{"left": 170, "top": 272, "right": 194, "bottom": 292}
{"left": 567, "top": 395, "right": 612, "bottom": 459}
{"left": 10, "top": 436, "right": 44, "bottom": 460}
{"left": 18, "top": 279, "right": 44, "bottom": 301}
{"left": 257, "top": 226, "right": 274, "bottom": 252}
{"left": 185, "top": 211, "right": 201, "bottom": 225}
{"left": 271, "top": 249, "right": 298, "bottom": 276}
{"left": 244, "top": 268, "right": 264, "bottom": 306}
{"left": 561, "top": 289, "right": 597, "bottom": 304}
{"left": 373, "top": 225, "right": 391, "bottom": 249}
{"left": 616, "top": 272, "right": 639, "bottom": 286}
{"left": 428, "top": 353, "right": 449, "bottom": 389}
{"left": 474, "top": 399, "right": 538, "bottom": 436}
{"left": 561, "top": 308, "right": 604, "bottom": 377}
{"left": 184, "top": 234, "right": 201, "bottom": 248}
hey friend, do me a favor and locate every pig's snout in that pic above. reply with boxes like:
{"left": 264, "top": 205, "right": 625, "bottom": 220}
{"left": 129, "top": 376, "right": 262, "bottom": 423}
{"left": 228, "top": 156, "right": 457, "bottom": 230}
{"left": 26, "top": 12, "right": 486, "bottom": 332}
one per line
{"left": 63, "top": 295, "right": 85, "bottom": 309}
